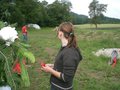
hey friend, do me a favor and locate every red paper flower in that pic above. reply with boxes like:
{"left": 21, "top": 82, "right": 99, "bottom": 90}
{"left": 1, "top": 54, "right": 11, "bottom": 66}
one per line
{"left": 13, "top": 63, "right": 21, "bottom": 74}
{"left": 13, "top": 60, "right": 26, "bottom": 74}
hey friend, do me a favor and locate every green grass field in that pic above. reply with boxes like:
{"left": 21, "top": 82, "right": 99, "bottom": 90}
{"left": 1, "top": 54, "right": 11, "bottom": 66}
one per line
{"left": 18, "top": 24, "right": 120, "bottom": 90}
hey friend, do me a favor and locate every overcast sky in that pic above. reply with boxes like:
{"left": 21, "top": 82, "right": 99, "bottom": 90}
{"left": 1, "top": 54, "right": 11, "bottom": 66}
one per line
{"left": 40, "top": 0, "right": 120, "bottom": 19}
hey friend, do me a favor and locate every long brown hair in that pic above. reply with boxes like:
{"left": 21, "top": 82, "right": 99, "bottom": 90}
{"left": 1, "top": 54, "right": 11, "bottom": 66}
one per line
{"left": 58, "top": 22, "right": 77, "bottom": 48}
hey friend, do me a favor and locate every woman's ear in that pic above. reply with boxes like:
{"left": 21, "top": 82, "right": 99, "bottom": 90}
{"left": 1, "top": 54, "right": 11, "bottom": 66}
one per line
{"left": 59, "top": 32, "right": 62, "bottom": 36}
{"left": 58, "top": 31, "right": 64, "bottom": 39}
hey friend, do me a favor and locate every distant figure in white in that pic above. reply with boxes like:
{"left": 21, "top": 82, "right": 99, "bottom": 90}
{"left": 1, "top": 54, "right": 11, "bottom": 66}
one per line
{"left": 94, "top": 48, "right": 120, "bottom": 58}
{"left": 93, "top": 48, "right": 120, "bottom": 67}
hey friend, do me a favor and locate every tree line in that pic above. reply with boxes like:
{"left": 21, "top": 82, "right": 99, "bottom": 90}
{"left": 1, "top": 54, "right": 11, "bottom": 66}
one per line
{"left": 0, "top": 0, "right": 120, "bottom": 27}
{"left": 0, "top": 0, "right": 73, "bottom": 27}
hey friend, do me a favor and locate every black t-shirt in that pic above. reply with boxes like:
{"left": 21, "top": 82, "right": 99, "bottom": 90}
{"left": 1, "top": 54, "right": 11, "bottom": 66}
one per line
{"left": 50, "top": 46, "right": 82, "bottom": 90}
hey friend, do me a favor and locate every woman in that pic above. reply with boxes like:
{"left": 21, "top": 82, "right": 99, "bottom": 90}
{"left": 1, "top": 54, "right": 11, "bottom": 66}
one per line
{"left": 41, "top": 22, "right": 82, "bottom": 90}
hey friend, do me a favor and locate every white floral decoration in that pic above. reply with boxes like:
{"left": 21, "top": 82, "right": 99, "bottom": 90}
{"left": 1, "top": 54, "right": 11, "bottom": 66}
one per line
{"left": 0, "top": 26, "right": 18, "bottom": 46}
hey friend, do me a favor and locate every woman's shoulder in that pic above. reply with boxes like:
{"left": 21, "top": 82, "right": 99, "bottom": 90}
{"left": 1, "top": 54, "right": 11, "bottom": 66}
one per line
{"left": 62, "top": 47, "right": 82, "bottom": 60}
{"left": 63, "top": 47, "right": 80, "bottom": 53}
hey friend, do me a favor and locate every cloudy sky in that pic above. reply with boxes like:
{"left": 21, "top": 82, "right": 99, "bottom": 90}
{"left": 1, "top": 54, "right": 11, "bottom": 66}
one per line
{"left": 40, "top": 0, "right": 120, "bottom": 19}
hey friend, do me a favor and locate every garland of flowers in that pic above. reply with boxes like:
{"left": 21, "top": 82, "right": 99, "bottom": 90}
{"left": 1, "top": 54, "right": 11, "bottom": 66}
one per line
{"left": 0, "top": 26, "right": 35, "bottom": 90}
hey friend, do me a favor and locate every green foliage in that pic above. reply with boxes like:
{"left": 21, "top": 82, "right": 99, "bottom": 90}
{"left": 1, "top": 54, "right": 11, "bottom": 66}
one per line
{"left": 20, "top": 60, "right": 30, "bottom": 87}
{"left": 18, "top": 47, "right": 35, "bottom": 63}
{"left": 46, "top": 0, "right": 72, "bottom": 26}
{"left": 0, "top": 0, "right": 72, "bottom": 27}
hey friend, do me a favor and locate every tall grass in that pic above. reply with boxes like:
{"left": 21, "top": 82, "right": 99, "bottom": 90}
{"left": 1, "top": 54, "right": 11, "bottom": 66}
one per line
{"left": 18, "top": 24, "right": 120, "bottom": 90}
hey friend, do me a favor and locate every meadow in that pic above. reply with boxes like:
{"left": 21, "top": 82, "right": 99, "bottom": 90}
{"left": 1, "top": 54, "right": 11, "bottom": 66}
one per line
{"left": 18, "top": 24, "right": 120, "bottom": 90}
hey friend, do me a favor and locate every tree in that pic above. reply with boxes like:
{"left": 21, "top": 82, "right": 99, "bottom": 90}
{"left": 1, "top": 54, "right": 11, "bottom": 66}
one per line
{"left": 88, "top": 0, "right": 107, "bottom": 28}
{"left": 47, "top": 0, "right": 72, "bottom": 26}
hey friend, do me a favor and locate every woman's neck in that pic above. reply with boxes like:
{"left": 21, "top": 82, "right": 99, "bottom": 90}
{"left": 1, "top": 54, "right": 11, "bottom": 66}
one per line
{"left": 61, "top": 38, "right": 68, "bottom": 47}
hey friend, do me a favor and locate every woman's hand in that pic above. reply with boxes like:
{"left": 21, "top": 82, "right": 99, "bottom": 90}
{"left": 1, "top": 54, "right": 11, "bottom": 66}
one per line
{"left": 41, "top": 64, "right": 54, "bottom": 73}
{"left": 46, "top": 64, "right": 54, "bottom": 68}
{"left": 41, "top": 64, "right": 61, "bottom": 79}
